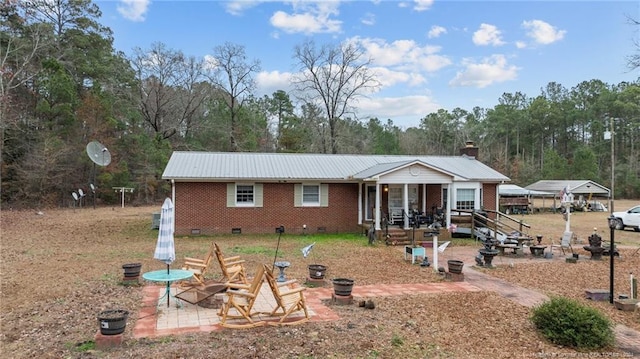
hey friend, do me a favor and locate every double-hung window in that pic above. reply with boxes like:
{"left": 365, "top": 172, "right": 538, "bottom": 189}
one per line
{"left": 456, "top": 188, "right": 475, "bottom": 210}
{"left": 295, "top": 183, "right": 328, "bottom": 207}
{"left": 227, "top": 183, "right": 262, "bottom": 207}
{"left": 236, "top": 184, "right": 254, "bottom": 206}
{"left": 302, "top": 184, "right": 320, "bottom": 206}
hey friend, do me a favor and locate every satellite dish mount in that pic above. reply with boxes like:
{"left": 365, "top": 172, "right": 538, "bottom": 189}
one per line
{"left": 86, "top": 141, "right": 111, "bottom": 209}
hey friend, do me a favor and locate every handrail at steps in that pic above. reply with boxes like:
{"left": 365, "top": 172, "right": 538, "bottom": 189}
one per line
{"left": 451, "top": 209, "right": 532, "bottom": 241}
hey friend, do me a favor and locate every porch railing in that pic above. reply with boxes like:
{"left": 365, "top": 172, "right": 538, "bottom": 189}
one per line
{"left": 451, "top": 209, "right": 532, "bottom": 241}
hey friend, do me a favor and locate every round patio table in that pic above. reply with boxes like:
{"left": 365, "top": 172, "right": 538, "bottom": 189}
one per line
{"left": 142, "top": 269, "right": 193, "bottom": 307}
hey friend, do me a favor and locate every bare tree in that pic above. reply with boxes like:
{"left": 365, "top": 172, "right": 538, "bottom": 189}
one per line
{"left": 0, "top": 1, "right": 52, "bottom": 155}
{"left": 207, "top": 42, "right": 260, "bottom": 152}
{"left": 292, "top": 40, "right": 379, "bottom": 154}
{"left": 627, "top": 16, "right": 640, "bottom": 71}
{"left": 130, "top": 42, "right": 209, "bottom": 141}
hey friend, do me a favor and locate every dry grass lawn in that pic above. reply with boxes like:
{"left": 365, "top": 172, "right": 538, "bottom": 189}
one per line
{"left": 1, "top": 200, "right": 639, "bottom": 358}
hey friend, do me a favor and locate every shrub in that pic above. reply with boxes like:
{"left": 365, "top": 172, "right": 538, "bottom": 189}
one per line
{"left": 531, "top": 296, "right": 614, "bottom": 350}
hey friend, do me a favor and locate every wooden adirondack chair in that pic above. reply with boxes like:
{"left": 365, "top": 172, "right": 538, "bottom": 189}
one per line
{"left": 181, "top": 241, "right": 215, "bottom": 285}
{"left": 214, "top": 243, "right": 249, "bottom": 284}
{"left": 262, "top": 264, "right": 309, "bottom": 326}
{"left": 218, "top": 264, "right": 266, "bottom": 329}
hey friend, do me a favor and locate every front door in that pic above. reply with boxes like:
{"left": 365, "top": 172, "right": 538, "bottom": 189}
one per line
{"left": 366, "top": 185, "right": 376, "bottom": 221}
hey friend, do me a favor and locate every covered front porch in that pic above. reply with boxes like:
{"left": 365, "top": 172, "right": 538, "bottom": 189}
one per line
{"left": 354, "top": 160, "right": 482, "bottom": 233}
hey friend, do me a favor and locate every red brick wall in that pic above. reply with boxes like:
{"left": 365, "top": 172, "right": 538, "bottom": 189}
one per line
{"left": 174, "top": 182, "right": 360, "bottom": 235}
{"left": 426, "top": 184, "right": 442, "bottom": 212}
{"left": 482, "top": 183, "right": 498, "bottom": 219}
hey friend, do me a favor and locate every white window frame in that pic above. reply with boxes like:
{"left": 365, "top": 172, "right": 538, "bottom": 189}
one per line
{"left": 302, "top": 184, "right": 320, "bottom": 206}
{"left": 235, "top": 183, "right": 255, "bottom": 207}
{"left": 456, "top": 188, "right": 476, "bottom": 210}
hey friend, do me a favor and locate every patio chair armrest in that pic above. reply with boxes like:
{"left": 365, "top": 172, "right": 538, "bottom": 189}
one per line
{"left": 280, "top": 287, "right": 306, "bottom": 295}
{"left": 224, "top": 258, "right": 245, "bottom": 265}
{"left": 184, "top": 262, "right": 207, "bottom": 269}
{"left": 228, "top": 290, "right": 256, "bottom": 299}
{"left": 277, "top": 279, "right": 298, "bottom": 288}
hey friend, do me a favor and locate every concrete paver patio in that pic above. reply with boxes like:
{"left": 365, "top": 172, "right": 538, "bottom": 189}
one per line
{"left": 133, "top": 280, "right": 479, "bottom": 338}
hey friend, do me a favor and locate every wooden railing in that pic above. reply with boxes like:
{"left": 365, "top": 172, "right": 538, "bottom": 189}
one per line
{"left": 451, "top": 209, "right": 532, "bottom": 241}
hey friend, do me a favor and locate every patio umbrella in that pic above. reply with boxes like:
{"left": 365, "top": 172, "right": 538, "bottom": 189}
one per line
{"left": 154, "top": 197, "right": 175, "bottom": 274}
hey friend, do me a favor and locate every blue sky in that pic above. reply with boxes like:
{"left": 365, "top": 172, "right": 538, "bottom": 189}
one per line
{"left": 98, "top": 0, "right": 639, "bottom": 128}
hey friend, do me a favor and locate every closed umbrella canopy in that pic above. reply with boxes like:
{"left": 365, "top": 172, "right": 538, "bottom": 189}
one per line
{"left": 154, "top": 198, "right": 175, "bottom": 271}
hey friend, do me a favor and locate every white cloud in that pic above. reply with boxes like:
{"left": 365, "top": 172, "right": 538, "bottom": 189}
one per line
{"left": 371, "top": 66, "right": 426, "bottom": 88}
{"left": 256, "top": 70, "right": 294, "bottom": 96}
{"left": 472, "top": 23, "right": 505, "bottom": 46}
{"left": 350, "top": 37, "right": 451, "bottom": 72}
{"left": 449, "top": 55, "right": 519, "bottom": 88}
{"left": 415, "top": 54, "right": 452, "bottom": 72}
{"left": 356, "top": 95, "right": 441, "bottom": 125}
{"left": 428, "top": 25, "right": 447, "bottom": 39}
{"left": 413, "top": 0, "right": 434, "bottom": 11}
{"left": 361, "top": 12, "right": 376, "bottom": 26}
{"left": 522, "top": 20, "right": 566, "bottom": 44}
{"left": 269, "top": 1, "right": 342, "bottom": 34}
{"left": 117, "top": 0, "right": 150, "bottom": 22}
{"left": 224, "top": 1, "right": 262, "bottom": 16}
{"left": 515, "top": 41, "right": 527, "bottom": 49}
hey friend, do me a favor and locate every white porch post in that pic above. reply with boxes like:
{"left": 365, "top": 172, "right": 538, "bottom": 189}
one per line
{"left": 432, "top": 235, "right": 438, "bottom": 273}
{"left": 403, "top": 183, "right": 409, "bottom": 230}
{"left": 446, "top": 183, "right": 452, "bottom": 229}
{"left": 422, "top": 184, "right": 427, "bottom": 214}
{"left": 375, "top": 182, "right": 381, "bottom": 230}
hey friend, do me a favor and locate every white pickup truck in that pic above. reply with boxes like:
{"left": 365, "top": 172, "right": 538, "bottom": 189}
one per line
{"left": 612, "top": 205, "right": 640, "bottom": 231}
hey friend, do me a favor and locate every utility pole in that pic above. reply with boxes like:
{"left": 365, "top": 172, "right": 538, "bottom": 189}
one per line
{"left": 605, "top": 116, "right": 615, "bottom": 213}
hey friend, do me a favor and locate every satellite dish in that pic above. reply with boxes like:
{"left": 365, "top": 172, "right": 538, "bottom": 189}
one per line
{"left": 86, "top": 141, "right": 111, "bottom": 166}
{"left": 78, "top": 189, "right": 85, "bottom": 197}
{"left": 72, "top": 192, "right": 79, "bottom": 201}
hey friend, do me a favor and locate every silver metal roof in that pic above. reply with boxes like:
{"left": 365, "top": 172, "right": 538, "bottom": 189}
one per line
{"left": 162, "top": 152, "right": 510, "bottom": 182}
{"left": 525, "top": 180, "right": 610, "bottom": 195}
{"left": 499, "top": 184, "right": 554, "bottom": 197}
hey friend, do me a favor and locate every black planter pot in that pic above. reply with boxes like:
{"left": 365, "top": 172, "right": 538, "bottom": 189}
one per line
{"left": 332, "top": 278, "right": 354, "bottom": 296}
{"left": 447, "top": 260, "right": 464, "bottom": 274}
{"left": 122, "top": 263, "right": 142, "bottom": 278}
{"left": 98, "top": 309, "right": 129, "bottom": 335}
{"left": 308, "top": 264, "right": 327, "bottom": 279}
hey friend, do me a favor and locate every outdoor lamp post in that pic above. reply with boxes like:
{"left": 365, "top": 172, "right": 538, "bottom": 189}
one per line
{"left": 607, "top": 215, "right": 616, "bottom": 304}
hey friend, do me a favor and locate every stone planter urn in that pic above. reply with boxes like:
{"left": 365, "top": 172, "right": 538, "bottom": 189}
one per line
{"left": 332, "top": 278, "right": 354, "bottom": 296}
{"left": 97, "top": 309, "right": 129, "bottom": 335}
{"left": 308, "top": 264, "right": 327, "bottom": 279}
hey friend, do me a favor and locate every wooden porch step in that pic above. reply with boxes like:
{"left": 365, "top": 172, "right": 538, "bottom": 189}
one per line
{"left": 385, "top": 228, "right": 409, "bottom": 245}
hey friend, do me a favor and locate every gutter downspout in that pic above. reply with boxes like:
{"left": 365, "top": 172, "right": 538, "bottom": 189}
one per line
{"left": 171, "top": 179, "right": 176, "bottom": 232}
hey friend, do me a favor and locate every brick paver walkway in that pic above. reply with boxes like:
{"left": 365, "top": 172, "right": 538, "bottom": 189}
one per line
{"left": 134, "top": 249, "right": 640, "bottom": 355}
{"left": 463, "top": 264, "right": 640, "bottom": 356}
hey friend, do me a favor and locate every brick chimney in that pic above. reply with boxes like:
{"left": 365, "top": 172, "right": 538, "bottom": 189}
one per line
{"left": 460, "top": 141, "right": 479, "bottom": 158}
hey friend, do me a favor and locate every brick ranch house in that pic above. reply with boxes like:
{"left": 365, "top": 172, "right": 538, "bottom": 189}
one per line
{"left": 161, "top": 143, "right": 510, "bottom": 237}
